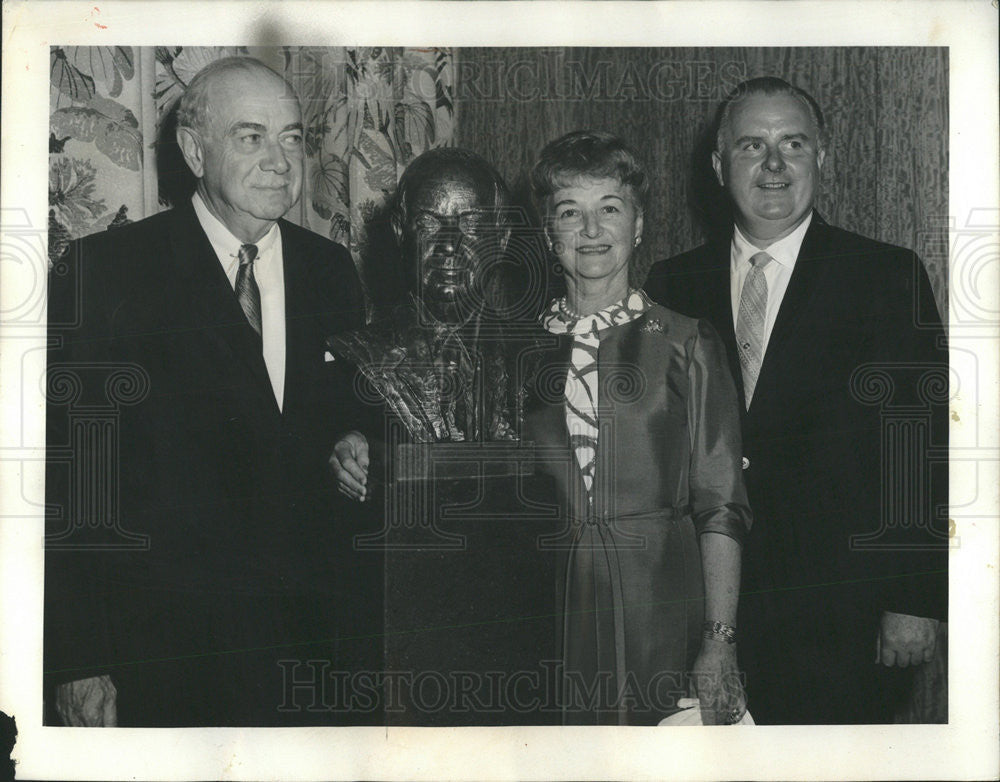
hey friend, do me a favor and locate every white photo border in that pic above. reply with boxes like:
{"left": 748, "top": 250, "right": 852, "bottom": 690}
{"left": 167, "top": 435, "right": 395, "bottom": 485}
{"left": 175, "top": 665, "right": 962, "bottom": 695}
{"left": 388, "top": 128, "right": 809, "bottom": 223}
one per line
{"left": 1, "top": 1, "right": 997, "bottom": 780}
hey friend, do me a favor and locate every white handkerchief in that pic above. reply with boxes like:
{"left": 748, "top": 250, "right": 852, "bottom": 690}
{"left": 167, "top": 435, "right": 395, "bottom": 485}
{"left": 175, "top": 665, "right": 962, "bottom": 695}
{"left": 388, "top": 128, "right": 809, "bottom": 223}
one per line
{"left": 324, "top": 351, "right": 336, "bottom": 363}
{"left": 657, "top": 697, "right": 755, "bottom": 726}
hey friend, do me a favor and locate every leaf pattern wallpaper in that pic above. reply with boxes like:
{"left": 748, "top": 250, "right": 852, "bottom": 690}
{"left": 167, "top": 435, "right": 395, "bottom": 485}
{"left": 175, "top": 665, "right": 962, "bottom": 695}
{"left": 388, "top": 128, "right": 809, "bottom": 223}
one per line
{"left": 48, "top": 46, "right": 456, "bottom": 309}
{"left": 48, "top": 46, "right": 144, "bottom": 261}
{"left": 283, "top": 47, "right": 454, "bottom": 303}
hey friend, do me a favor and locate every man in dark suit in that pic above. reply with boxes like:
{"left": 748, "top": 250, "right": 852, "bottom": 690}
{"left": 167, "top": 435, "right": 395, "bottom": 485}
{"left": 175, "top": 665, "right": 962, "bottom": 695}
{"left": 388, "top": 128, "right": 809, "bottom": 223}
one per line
{"left": 646, "top": 77, "right": 948, "bottom": 724}
{"left": 44, "top": 57, "right": 365, "bottom": 726}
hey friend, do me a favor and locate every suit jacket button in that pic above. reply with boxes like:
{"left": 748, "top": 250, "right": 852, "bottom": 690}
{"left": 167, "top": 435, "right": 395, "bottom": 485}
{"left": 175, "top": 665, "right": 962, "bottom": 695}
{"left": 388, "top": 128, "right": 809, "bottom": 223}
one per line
{"left": 742, "top": 457, "right": 750, "bottom": 471}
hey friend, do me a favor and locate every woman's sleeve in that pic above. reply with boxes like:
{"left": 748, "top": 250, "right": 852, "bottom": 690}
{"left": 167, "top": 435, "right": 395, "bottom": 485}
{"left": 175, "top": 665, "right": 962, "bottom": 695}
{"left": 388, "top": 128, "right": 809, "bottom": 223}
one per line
{"left": 687, "top": 319, "right": 753, "bottom": 543}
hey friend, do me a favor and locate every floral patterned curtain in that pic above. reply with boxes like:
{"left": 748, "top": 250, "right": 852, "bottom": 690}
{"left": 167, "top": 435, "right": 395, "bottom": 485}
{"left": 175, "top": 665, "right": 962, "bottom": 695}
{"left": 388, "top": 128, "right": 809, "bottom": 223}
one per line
{"left": 48, "top": 46, "right": 456, "bottom": 307}
{"left": 48, "top": 46, "right": 149, "bottom": 259}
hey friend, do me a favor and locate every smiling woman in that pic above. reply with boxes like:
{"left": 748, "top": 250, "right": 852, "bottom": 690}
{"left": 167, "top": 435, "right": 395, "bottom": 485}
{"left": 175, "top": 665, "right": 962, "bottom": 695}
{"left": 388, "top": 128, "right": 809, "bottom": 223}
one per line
{"left": 522, "top": 131, "right": 752, "bottom": 726}
{"left": 531, "top": 131, "right": 649, "bottom": 317}
{"left": 546, "top": 176, "right": 642, "bottom": 314}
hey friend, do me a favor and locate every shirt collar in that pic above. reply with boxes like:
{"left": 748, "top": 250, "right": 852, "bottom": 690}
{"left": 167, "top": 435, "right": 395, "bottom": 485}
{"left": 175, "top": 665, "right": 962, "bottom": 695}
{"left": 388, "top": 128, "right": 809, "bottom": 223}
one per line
{"left": 192, "top": 191, "right": 280, "bottom": 265}
{"left": 731, "top": 210, "right": 813, "bottom": 270}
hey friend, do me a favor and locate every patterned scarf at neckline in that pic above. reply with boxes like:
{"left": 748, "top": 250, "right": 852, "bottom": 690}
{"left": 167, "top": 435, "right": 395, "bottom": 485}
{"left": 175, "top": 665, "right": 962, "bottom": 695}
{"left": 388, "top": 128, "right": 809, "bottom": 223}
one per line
{"left": 542, "top": 289, "right": 653, "bottom": 336}
{"left": 541, "top": 290, "right": 653, "bottom": 502}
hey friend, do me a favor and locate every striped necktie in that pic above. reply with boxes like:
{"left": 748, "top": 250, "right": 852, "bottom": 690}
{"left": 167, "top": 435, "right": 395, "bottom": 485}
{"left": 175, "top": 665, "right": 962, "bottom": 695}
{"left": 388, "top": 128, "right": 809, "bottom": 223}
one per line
{"left": 735, "top": 251, "right": 772, "bottom": 408}
{"left": 235, "top": 243, "right": 262, "bottom": 338}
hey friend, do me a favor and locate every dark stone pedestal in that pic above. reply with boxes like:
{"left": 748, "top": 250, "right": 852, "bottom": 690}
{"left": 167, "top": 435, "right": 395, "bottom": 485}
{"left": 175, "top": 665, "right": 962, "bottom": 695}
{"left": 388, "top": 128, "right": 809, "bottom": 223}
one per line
{"left": 375, "top": 442, "right": 561, "bottom": 725}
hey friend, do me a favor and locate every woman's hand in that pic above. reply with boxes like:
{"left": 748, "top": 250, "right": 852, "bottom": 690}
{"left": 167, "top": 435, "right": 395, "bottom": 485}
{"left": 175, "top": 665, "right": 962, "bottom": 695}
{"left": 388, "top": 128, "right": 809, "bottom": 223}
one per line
{"left": 691, "top": 637, "right": 746, "bottom": 725}
{"left": 330, "top": 431, "right": 369, "bottom": 501}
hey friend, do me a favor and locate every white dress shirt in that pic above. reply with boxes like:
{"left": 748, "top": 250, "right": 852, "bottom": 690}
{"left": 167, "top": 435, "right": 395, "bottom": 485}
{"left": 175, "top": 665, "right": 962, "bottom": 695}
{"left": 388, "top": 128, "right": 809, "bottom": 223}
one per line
{"left": 729, "top": 211, "right": 813, "bottom": 359}
{"left": 192, "top": 192, "right": 286, "bottom": 411}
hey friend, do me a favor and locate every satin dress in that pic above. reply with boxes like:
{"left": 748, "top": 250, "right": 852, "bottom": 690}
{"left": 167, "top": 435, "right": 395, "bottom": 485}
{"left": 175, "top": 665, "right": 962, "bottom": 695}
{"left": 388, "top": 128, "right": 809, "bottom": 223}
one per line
{"left": 521, "top": 295, "right": 751, "bottom": 725}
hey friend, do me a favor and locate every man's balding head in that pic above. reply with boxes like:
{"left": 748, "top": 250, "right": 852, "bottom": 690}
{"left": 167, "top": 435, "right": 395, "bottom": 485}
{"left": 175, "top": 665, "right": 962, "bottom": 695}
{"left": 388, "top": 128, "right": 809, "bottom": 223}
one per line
{"left": 175, "top": 57, "right": 304, "bottom": 243}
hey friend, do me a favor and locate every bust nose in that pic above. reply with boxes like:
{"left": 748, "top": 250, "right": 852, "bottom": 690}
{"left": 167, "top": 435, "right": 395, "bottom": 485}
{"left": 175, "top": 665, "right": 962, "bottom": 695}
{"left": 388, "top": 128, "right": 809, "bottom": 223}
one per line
{"left": 435, "top": 225, "right": 463, "bottom": 258}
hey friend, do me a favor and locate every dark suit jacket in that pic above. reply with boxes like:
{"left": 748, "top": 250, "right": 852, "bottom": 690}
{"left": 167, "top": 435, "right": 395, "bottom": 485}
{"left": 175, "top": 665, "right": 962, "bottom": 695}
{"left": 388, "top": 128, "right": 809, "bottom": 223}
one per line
{"left": 645, "top": 215, "right": 948, "bottom": 722}
{"left": 44, "top": 202, "right": 366, "bottom": 725}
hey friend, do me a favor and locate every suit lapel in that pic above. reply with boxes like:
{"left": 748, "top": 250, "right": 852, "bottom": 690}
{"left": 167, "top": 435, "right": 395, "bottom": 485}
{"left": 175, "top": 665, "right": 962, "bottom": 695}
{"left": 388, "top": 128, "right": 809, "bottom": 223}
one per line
{"left": 752, "top": 215, "right": 831, "bottom": 411}
{"left": 279, "top": 222, "right": 314, "bottom": 423}
{"left": 165, "top": 203, "right": 278, "bottom": 415}
{"left": 699, "top": 239, "right": 747, "bottom": 407}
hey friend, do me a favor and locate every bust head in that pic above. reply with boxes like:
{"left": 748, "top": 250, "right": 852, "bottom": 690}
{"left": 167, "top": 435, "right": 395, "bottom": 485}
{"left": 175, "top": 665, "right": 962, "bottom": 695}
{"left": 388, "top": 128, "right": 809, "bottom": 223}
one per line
{"left": 391, "top": 149, "right": 511, "bottom": 324}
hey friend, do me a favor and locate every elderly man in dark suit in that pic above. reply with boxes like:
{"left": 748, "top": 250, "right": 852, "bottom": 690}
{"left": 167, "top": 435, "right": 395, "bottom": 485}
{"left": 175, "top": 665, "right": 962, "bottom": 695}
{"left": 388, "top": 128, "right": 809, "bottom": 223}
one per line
{"left": 646, "top": 77, "right": 948, "bottom": 724}
{"left": 44, "top": 57, "right": 364, "bottom": 726}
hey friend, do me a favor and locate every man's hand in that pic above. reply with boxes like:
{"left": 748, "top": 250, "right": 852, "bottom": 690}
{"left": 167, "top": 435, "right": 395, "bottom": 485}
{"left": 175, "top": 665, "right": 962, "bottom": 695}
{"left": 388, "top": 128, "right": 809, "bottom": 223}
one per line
{"left": 55, "top": 675, "right": 117, "bottom": 727}
{"left": 690, "top": 639, "right": 746, "bottom": 725}
{"left": 877, "top": 611, "right": 939, "bottom": 667}
{"left": 330, "top": 431, "right": 369, "bottom": 502}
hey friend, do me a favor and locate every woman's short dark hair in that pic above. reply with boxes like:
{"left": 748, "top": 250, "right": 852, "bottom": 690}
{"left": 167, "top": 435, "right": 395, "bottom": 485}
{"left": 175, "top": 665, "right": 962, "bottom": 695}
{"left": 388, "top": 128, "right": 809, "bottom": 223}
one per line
{"left": 530, "top": 130, "right": 650, "bottom": 218}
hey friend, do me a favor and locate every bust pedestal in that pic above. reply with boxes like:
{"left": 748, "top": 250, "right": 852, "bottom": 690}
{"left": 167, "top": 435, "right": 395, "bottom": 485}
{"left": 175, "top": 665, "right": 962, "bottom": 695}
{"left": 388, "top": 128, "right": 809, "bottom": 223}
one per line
{"left": 377, "top": 441, "right": 561, "bottom": 725}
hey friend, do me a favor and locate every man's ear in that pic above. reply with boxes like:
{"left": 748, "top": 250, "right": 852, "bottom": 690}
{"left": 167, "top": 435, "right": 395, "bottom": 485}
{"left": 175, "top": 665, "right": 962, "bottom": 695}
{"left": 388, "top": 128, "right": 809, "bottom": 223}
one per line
{"left": 176, "top": 126, "right": 205, "bottom": 179}
{"left": 816, "top": 146, "right": 827, "bottom": 171}
{"left": 711, "top": 149, "right": 725, "bottom": 188}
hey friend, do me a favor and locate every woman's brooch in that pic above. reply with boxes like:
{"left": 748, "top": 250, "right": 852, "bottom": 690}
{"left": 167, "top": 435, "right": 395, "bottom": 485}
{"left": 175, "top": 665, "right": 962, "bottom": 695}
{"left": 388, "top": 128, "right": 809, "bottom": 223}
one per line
{"left": 640, "top": 318, "right": 663, "bottom": 334}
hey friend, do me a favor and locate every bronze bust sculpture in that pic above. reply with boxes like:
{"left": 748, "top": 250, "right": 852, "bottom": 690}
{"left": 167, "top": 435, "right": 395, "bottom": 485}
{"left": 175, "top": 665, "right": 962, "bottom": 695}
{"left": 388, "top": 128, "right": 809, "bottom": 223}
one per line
{"left": 327, "top": 149, "right": 559, "bottom": 727}
{"left": 329, "top": 148, "right": 519, "bottom": 443}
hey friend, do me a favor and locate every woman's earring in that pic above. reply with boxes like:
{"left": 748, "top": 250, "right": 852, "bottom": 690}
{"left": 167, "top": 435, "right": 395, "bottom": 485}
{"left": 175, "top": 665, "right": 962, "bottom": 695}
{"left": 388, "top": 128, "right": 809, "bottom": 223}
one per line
{"left": 634, "top": 236, "right": 642, "bottom": 247}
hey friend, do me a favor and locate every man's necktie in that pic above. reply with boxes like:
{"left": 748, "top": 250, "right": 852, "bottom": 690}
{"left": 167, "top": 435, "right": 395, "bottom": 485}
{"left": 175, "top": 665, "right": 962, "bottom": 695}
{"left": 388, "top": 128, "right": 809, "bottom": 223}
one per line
{"left": 735, "top": 251, "right": 772, "bottom": 408}
{"left": 235, "top": 243, "right": 262, "bottom": 337}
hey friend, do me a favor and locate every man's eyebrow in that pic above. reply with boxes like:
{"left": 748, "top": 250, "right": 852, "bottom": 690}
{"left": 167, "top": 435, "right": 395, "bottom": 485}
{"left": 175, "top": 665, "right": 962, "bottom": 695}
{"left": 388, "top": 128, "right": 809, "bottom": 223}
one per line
{"left": 227, "top": 121, "right": 304, "bottom": 134}
{"left": 229, "top": 122, "right": 267, "bottom": 134}
{"left": 733, "top": 132, "right": 812, "bottom": 145}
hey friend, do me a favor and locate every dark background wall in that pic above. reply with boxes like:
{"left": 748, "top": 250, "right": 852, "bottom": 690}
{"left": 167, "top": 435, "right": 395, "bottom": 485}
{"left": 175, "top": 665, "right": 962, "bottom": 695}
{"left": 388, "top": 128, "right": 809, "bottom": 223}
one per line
{"left": 454, "top": 47, "right": 948, "bottom": 318}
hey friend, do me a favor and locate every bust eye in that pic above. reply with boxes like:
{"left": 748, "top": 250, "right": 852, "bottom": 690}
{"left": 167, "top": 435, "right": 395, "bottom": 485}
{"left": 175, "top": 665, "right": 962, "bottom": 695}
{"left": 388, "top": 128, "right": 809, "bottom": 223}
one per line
{"left": 281, "top": 132, "right": 303, "bottom": 149}
{"left": 415, "top": 214, "right": 440, "bottom": 233}
{"left": 744, "top": 141, "right": 763, "bottom": 152}
{"left": 459, "top": 214, "right": 486, "bottom": 235}
{"left": 601, "top": 204, "right": 620, "bottom": 214}
{"left": 239, "top": 133, "right": 263, "bottom": 149}
{"left": 557, "top": 207, "right": 580, "bottom": 220}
